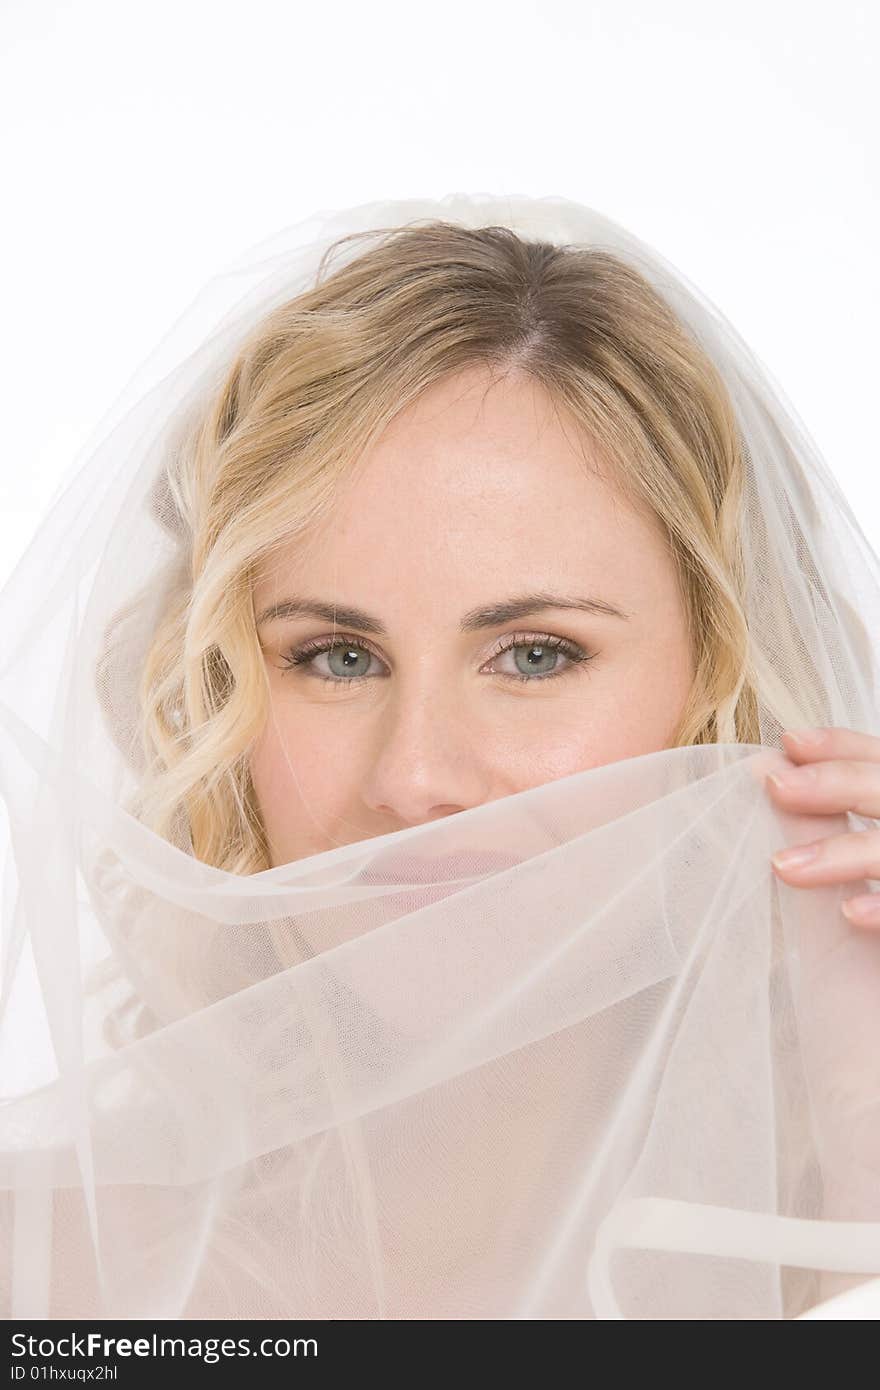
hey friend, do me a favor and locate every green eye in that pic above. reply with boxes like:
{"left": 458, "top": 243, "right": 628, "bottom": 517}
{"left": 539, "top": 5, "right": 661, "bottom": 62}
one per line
{"left": 280, "top": 636, "right": 382, "bottom": 685}
{"left": 486, "top": 632, "right": 595, "bottom": 683}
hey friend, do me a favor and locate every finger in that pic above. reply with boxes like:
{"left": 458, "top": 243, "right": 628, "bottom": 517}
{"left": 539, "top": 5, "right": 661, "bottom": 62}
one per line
{"left": 782, "top": 725, "right": 880, "bottom": 766}
{"left": 841, "top": 894, "right": 880, "bottom": 927}
{"left": 770, "top": 826, "right": 880, "bottom": 886}
{"left": 765, "top": 758, "right": 880, "bottom": 819}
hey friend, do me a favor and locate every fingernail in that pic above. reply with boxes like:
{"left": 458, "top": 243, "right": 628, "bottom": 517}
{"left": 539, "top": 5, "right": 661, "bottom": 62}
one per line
{"left": 783, "top": 728, "right": 825, "bottom": 748}
{"left": 772, "top": 844, "right": 820, "bottom": 870}
{"left": 767, "top": 766, "right": 817, "bottom": 790}
{"left": 842, "top": 896, "right": 880, "bottom": 924}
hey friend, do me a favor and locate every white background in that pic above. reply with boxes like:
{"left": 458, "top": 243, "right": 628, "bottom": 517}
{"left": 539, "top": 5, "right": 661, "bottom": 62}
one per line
{"left": 1, "top": 0, "right": 878, "bottom": 580}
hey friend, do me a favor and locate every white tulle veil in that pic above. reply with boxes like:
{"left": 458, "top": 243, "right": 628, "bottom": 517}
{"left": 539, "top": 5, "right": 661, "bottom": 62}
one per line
{"left": 2, "top": 192, "right": 880, "bottom": 1320}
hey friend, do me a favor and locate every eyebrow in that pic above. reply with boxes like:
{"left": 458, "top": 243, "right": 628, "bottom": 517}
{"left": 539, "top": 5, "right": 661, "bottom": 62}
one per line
{"left": 255, "top": 590, "right": 631, "bottom": 634}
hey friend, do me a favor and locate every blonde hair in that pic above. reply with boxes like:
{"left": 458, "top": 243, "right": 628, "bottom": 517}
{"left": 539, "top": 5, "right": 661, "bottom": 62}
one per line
{"left": 116, "top": 219, "right": 760, "bottom": 875}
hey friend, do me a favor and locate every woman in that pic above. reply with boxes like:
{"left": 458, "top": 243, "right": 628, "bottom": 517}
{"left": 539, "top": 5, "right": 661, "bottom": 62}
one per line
{"left": 2, "top": 193, "right": 880, "bottom": 1319}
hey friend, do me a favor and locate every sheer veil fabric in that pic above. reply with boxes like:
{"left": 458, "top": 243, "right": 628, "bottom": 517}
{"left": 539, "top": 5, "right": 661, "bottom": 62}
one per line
{"left": 2, "top": 193, "right": 880, "bottom": 1320}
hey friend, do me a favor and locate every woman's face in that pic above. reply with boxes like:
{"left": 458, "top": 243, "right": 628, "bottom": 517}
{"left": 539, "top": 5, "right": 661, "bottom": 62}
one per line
{"left": 249, "top": 366, "right": 695, "bottom": 866}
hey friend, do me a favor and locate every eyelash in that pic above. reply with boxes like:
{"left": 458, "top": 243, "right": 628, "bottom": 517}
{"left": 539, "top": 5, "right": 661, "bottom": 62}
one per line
{"left": 278, "top": 631, "right": 596, "bottom": 686}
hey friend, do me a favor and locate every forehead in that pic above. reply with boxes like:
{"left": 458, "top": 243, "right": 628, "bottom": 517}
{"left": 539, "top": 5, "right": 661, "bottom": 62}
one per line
{"left": 253, "top": 368, "right": 665, "bottom": 607}
{"left": 344, "top": 367, "right": 610, "bottom": 515}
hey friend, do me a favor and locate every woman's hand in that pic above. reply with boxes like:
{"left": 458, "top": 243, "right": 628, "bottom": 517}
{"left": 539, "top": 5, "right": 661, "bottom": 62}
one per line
{"left": 767, "top": 725, "right": 880, "bottom": 1309}
{"left": 768, "top": 726, "right": 880, "bottom": 926}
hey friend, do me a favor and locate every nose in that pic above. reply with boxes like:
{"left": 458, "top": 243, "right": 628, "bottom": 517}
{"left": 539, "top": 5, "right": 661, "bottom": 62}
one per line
{"left": 359, "top": 679, "right": 494, "bottom": 826}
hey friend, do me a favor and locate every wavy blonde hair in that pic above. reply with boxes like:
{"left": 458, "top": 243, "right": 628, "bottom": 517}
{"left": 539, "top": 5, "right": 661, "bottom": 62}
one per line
{"left": 115, "top": 219, "right": 762, "bottom": 877}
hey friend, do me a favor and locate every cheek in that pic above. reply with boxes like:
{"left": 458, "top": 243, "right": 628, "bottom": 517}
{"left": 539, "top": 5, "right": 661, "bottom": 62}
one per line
{"left": 249, "top": 710, "right": 348, "bottom": 826}
{"left": 515, "top": 707, "right": 651, "bottom": 781}
{"left": 605, "top": 634, "right": 694, "bottom": 754}
{"left": 471, "top": 696, "right": 651, "bottom": 789}
{"left": 527, "top": 643, "right": 692, "bottom": 774}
